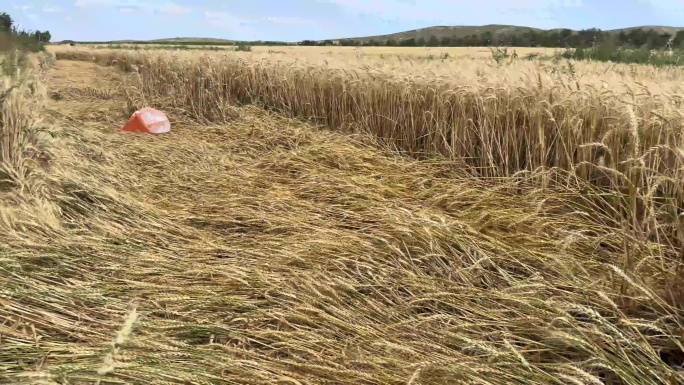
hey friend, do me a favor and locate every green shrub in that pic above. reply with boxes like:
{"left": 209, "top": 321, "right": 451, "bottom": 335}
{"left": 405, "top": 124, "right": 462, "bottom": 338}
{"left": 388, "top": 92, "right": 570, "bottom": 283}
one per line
{"left": 556, "top": 46, "right": 684, "bottom": 66}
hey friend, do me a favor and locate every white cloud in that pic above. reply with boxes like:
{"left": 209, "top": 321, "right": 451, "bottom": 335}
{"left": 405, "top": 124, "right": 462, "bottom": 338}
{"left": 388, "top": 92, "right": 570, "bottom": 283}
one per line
{"left": 203, "top": 11, "right": 253, "bottom": 31}
{"left": 74, "top": 0, "right": 111, "bottom": 6}
{"left": 204, "top": 11, "right": 230, "bottom": 18}
{"left": 13, "top": 4, "right": 34, "bottom": 11}
{"left": 261, "top": 16, "right": 318, "bottom": 26}
{"left": 42, "top": 5, "right": 63, "bottom": 13}
{"left": 202, "top": 12, "right": 317, "bottom": 28}
{"left": 74, "top": 0, "right": 193, "bottom": 15}
{"left": 204, "top": 11, "right": 246, "bottom": 22}
{"left": 158, "top": 3, "right": 192, "bottom": 15}
{"left": 117, "top": 7, "right": 138, "bottom": 13}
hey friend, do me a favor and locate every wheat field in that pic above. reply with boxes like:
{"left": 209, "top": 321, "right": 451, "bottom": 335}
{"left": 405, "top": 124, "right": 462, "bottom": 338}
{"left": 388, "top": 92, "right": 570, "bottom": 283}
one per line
{"left": 55, "top": 44, "right": 557, "bottom": 58}
{"left": 0, "top": 46, "right": 682, "bottom": 384}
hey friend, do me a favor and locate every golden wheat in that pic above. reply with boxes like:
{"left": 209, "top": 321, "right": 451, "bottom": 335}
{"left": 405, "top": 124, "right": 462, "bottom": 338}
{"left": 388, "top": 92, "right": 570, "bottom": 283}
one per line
{"left": 0, "top": 57, "right": 51, "bottom": 195}
{"left": 53, "top": 48, "right": 684, "bottom": 250}
{"left": 0, "top": 49, "right": 681, "bottom": 384}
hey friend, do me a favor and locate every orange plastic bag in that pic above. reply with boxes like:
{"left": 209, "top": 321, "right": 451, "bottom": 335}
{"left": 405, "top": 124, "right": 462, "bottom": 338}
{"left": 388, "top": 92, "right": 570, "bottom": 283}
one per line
{"left": 120, "top": 108, "right": 171, "bottom": 135}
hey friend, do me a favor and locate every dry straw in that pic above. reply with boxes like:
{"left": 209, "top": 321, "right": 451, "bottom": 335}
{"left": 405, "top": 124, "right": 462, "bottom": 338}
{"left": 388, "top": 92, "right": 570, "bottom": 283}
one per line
{"left": 0, "top": 53, "right": 51, "bottom": 195}
{"left": 55, "top": 48, "right": 684, "bottom": 249}
{"left": 0, "top": 48, "right": 681, "bottom": 384}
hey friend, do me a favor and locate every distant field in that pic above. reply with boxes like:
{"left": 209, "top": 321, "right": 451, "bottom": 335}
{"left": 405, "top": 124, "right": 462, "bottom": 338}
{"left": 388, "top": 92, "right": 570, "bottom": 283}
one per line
{"left": 47, "top": 45, "right": 684, "bottom": 93}
{"left": 251, "top": 45, "right": 557, "bottom": 57}
{"left": 52, "top": 43, "right": 558, "bottom": 58}
{"left": 61, "top": 44, "right": 684, "bottom": 65}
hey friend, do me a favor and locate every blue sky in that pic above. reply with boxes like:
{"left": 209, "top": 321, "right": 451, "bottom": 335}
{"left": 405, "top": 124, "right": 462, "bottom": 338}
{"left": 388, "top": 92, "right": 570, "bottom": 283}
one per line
{"left": 7, "top": 0, "right": 684, "bottom": 42}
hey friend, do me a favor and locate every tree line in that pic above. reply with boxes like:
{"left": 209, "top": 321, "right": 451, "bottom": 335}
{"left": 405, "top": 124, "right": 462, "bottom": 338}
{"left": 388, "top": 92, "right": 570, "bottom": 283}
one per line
{"left": 301, "top": 28, "right": 684, "bottom": 49}
{"left": 1, "top": 11, "right": 52, "bottom": 51}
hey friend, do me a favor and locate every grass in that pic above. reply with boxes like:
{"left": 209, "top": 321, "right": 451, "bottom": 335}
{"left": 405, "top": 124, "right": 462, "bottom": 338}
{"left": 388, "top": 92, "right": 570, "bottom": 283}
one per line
{"left": 0, "top": 32, "right": 47, "bottom": 54}
{"left": 0, "top": 47, "right": 681, "bottom": 384}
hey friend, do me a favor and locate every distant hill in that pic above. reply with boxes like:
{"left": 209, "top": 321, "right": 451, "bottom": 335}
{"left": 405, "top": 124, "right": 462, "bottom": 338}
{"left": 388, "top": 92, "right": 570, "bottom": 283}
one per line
{"left": 342, "top": 25, "right": 542, "bottom": 43}
{"left": 606, "top": 26, "right": 684, "bottom": 35}
{"left": 62, "top": 25, "right": 684, "bottom": 46}
{"left": 338, "top": 24, "right": 684, "bottom": 44}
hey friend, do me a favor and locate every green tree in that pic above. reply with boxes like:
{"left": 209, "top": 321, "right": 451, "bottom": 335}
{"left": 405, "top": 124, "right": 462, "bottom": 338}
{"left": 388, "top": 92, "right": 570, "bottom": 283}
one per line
{"left": 627, "top": 29, "right": 648, "bottom": 47}
{"left": 401, "top": 37, "right": 416, "bottom": 46}
{"left": 33, "top": 30, "right": 52, "bottom": 42}
{"left": 462, "top": 34, "right": 478, "bottom": 46}
{"left": 481, "top": 31, "right": 493, "bottom": 45}
{"left": 674, "top": 30, "right": 684, "bottom": 48}
{"left": 647, "top": 32, "right": 672, "bottom": 48}
{"left": 617, "top": 31, "right": 629, "bottom": 45}
{"left": 427, "top": 35, "right": 439, "bottom": 46}
{"left": 545, "top": 31, "right": 562, "bottom": 47}
{"left": 577, "top": 28, "right": 605, "bottom": 47}
{"left": 0, "top": 12, "right": 12, "bottom": 32}
{"left": 0, "top": 11, "right": 50, "bottom": 52}
{"left": 559, "top": 29, "right": 573, "bottom": 47}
